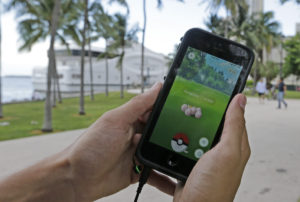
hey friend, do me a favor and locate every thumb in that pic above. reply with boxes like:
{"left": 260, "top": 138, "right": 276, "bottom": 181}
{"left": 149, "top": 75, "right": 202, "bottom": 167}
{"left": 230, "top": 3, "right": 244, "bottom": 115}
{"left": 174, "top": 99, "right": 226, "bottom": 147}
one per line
{"left": 119, "top": 82, "right": 162, "bottom": 124}
{"left": 220, "top": 94, "right": 247, "bottom": 149}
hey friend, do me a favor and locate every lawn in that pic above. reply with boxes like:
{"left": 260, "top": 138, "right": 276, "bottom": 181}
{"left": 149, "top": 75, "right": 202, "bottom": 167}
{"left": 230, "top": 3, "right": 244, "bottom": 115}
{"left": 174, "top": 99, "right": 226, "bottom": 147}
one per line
{"left": 285, "top": 90, "right": 300, "bottom": 99}
{"left": 150, "top": 76, "right": 229, "bottom": 161}
{"left": 0, "top": 92, "right": 135, "bottom": 141}
{"left": 244, "top": 88, "right": 300, "bottom": 99}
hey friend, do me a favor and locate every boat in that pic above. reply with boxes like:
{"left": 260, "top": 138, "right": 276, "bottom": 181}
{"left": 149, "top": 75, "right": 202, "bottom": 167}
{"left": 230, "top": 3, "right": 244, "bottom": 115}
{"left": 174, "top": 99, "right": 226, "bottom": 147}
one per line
{"left": 32, "top": 43, "right": 169, "bottom": 97}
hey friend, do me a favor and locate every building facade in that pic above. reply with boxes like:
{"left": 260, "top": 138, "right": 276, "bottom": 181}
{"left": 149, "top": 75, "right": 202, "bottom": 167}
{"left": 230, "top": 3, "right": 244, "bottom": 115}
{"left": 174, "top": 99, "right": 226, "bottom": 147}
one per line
{"left": 32, "top": 43, "right": 169, "bottom": 96}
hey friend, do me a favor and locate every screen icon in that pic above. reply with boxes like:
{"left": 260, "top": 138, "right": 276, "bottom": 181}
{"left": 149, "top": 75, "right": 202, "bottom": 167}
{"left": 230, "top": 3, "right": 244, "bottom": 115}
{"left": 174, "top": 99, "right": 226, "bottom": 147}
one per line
{"left": 171, "top": 133, "right": 189, "bottom": 153}
{"left": 188, "top": 52, "right": 195, "bottom": 60}
{"left": 194, "top": 149, "right": 204, "bottom": 159}
{"left": 199, "top": 137, "right": 209, "bottom": 147}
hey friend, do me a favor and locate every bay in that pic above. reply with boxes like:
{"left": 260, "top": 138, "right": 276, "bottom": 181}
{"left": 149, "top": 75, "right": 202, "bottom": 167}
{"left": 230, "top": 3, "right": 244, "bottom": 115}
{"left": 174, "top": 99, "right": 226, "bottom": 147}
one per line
{"left": 1, "top": 76, "right": 33, "bottom": 103}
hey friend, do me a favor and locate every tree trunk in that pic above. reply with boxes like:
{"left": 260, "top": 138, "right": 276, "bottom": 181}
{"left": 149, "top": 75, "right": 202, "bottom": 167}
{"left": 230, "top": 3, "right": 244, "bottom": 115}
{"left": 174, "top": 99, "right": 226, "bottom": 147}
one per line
{"left": 252, "top": 63, "right": 258, "bottom": 95}
{"left": 279, "top": 39, "right": 283, "bottom": 78}
{"left": 105, "top": 41, "right": 109, "bottom": 97}
{"left": 52, "top": 70, "right": 57, "bottom": 108}
{"left": 0, "top": 0, "right": 3, "bottom": 118}
{"left": 120, "top": 46, "right": 124, "bottom": 99}
{"left": 252, "top": 50, "right": 262, "bottom": 95}
{"left": 42, "top": 0, "right": 61, "bottom": 132}
{"left": 54, "top": 61, "right": 62, "bottom": 103}
{"left": 141, "top": 0, "right": 146, "bottom": 93}
{"left": 88, "top": 29, "right": 94, "bottom": 101}
{"left": 79, "top": 0, "right": 88, "bottom": 115}
{"left": 225, "top": 10, "right": 229, "bottom": 38}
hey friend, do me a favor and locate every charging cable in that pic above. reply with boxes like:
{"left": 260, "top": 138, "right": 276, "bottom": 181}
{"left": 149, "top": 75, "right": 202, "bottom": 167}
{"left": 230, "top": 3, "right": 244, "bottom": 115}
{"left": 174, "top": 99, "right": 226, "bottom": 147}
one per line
{"left": 133, "top": 166, "right": 151, "bottom": 202}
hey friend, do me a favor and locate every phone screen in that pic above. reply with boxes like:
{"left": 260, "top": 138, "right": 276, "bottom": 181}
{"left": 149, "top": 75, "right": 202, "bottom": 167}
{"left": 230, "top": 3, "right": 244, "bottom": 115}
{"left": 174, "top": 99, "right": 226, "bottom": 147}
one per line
{"left": 149, "top": 46, "right": 243, "bottom": 161}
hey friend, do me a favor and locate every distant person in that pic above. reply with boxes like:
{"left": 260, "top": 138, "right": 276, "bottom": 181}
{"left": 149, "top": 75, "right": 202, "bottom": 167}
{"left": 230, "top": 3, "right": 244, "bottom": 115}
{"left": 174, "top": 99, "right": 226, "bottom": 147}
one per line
{"left": 277, "top": 77, "right": 288, "bottom": 109}
{"left": 256, "top": 78, "right": 267, "bottom": 103}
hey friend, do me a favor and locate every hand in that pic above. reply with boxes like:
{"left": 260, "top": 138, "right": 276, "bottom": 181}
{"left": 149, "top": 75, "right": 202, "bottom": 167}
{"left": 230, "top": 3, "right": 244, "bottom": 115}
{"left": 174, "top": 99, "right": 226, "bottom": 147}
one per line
{"left": 68, "top": 83, "right": 176, "bottom": 201}
{"left": 174, "top": 94, "right": 251, "bottom": 202}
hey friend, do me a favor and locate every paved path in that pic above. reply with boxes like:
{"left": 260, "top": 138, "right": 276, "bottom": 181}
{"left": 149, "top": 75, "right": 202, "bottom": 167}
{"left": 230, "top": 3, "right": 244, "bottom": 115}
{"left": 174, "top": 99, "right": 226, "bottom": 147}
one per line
{"left": 0, "top": 98, "right": 299, "bottom": 202}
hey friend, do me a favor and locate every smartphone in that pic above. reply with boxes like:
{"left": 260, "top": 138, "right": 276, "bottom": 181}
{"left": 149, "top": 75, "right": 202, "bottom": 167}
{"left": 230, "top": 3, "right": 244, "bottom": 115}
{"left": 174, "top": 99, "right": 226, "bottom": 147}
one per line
{"left": 136, "top": 28, "right": 254, "bottom": 181}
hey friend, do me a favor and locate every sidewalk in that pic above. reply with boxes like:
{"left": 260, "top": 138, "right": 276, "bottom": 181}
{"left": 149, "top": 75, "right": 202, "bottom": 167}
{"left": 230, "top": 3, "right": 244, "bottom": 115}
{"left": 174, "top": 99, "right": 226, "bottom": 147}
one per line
{"left": 0, "top": 97, "right": 299, "bottom": 202}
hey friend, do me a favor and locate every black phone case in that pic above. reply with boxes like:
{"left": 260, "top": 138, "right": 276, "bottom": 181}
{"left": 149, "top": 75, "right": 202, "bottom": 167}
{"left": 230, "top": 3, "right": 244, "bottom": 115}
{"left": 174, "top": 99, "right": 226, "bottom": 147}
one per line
{"left": 136, "top": 28, "right": 255, "bottom": 181}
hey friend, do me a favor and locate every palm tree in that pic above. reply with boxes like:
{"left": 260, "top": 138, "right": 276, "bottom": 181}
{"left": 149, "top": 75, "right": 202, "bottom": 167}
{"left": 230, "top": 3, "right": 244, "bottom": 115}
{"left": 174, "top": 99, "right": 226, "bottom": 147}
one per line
{"left": 43, "top": 0, "right": 61, "bottom": 131}
{"left": 78, "top": 0, "right": 89, "bottom": 115}
{"left": 93, "top": 12, "right": 116, "bottom": 97}
{"left": 87, "top": 25, "right": 94, "bottom": 101}
{"left": 67, "top": 1, "right": 127, "bottom": 101}
{"left": 62, "top": 1, "right": 103, "bottom": 102}
{"left": 202, "top": 0, "right": 247, "bottom": 16}
{"left": 140, "top": 0, "right": 147, "bottom": 93}
{"left": 140, "top": 0, "right": 183, "bottom": 93}
{"left": 110, "top": 13, "right": 139, "bottom": 98}
{"left": 205, "top": 14, "right": 227, "bottom": 37}
{"left": 5, "top": 0, "right": 75, "bottom": 130}
{"left": 5, "top": 1, "right": 70, "bottom": 106}
{"left": 96, "top": 1, "right": 128, "bottom": 96}
{"left": 205, "top": 8, "right": 281, "bottom": 93}
{"left": 248, "top": 12, "right": 281, "bottom": 92}
{"left": 201, "top": 0, "right": 247, "bottom": 38}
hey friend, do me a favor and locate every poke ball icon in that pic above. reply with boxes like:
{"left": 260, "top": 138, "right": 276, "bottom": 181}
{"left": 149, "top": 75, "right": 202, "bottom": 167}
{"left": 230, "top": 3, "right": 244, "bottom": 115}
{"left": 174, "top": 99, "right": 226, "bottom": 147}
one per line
{"left": 171, "top": 133, "right": 189, "bottom": 153}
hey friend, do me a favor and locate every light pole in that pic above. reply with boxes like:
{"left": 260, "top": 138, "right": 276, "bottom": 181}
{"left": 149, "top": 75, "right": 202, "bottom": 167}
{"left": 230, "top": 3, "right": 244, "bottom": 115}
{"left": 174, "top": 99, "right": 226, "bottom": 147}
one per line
{"left": 0, "top": 0, "right": 3, "bottom": 118}
{"left": 141, "top": 0, "right": 146, "bottom": 93}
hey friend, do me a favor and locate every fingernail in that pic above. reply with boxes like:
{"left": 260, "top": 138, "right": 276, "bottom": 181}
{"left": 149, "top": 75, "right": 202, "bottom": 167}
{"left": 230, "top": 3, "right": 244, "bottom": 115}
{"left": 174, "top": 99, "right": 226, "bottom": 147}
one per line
{"left": 239, "top": 94, "right": 247, "bottom": 110}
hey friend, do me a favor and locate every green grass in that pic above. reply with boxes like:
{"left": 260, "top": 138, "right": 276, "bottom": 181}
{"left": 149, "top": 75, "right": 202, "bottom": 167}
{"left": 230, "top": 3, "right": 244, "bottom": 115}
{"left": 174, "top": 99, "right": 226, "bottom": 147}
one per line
{"left": 0, "top": 92, "right": 135, "bottom": 141}
{"left": 243, "top": 88, "right": 300, "bottom": 99}
{"left": 285, "top": 90, "right": 300, "bottom": 99}
{"left": 150, "top": 77, "right": 229, "bottom": 161}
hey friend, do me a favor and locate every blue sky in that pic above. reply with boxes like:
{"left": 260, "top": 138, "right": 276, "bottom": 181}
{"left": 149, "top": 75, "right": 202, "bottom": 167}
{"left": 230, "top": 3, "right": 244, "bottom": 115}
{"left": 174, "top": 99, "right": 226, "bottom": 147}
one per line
{"left": 1, "top": 0, "right": 300, "bottom": 75}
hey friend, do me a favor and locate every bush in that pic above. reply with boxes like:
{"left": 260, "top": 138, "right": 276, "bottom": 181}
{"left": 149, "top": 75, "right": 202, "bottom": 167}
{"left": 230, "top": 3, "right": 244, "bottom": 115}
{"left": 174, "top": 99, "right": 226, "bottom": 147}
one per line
{"left": 246, "top": 80, "right": 254, "bottom": 87}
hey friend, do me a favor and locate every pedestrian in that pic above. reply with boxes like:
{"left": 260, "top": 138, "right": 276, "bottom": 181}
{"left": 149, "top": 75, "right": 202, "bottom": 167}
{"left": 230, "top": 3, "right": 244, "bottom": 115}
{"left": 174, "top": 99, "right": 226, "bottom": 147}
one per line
{"left": 277, "top": 77, "right": 288, "bottom": 109}
{"left": 256, "top": 78, "right": 267, "bottom": 103}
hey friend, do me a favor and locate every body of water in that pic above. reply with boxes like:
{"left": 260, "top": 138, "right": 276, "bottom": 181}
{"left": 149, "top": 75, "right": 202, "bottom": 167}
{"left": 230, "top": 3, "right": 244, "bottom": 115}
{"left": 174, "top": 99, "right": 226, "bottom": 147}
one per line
{"left": 1, "top": 76, "right": 33, "bottom": 103}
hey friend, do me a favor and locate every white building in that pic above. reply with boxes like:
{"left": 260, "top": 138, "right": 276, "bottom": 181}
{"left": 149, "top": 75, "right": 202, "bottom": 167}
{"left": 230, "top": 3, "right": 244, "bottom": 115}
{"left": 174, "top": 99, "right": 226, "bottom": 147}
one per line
{"left": 247, "top": 0, "right": 263, "bottom": 14}
{"left": 32, "top": 43, "right": 169, "bottom": 96}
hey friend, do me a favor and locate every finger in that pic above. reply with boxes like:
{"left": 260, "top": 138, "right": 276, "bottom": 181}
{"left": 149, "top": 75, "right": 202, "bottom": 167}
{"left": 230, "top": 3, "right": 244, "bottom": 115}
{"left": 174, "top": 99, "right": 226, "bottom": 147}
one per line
{"left": 132, "top": 133, "right": 142, "bottom": 146}
{"left": 119, "top": 82, "right": 162, "bottom": 124}
{"left": 135, "top": 111, "right": 152, "bottom": 134}
{"left": 241, "top": 128, "right": 251, "bottom": 165}
{"left": 132, "top": 134, "right": 176, "bottom": 196}
{"left": 138, "top": 111, "right": 152, "bottom": 124}
{"left": 130, "top": 134, "right": 143, "bottom": 183}
{"left": 133, "top": 120, "right": 146, "bottom": 134}
{"left": 147, "top": 170, "right": 176, "bottom": 196}
{"left": 220, "top": 94, "right": 247, "bottom": 149}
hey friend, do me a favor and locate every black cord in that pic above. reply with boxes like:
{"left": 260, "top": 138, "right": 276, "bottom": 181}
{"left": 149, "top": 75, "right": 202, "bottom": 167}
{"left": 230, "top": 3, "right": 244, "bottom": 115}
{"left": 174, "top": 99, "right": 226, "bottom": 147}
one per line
{"left": 134, "top": 166, "right": 151, "bottom": 202}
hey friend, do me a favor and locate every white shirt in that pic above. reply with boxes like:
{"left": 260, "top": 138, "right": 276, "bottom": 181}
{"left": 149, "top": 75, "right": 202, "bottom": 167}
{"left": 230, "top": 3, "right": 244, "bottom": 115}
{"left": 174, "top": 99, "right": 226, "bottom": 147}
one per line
{"left": 256, "top": 81, "right": 266, "bottom": 93}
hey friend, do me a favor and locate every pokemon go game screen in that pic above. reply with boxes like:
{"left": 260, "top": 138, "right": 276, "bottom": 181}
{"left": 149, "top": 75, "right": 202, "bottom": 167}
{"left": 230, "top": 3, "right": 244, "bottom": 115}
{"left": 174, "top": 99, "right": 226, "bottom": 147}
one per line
{"left": 149, "top": 47, "right": 242, "bottom": 161}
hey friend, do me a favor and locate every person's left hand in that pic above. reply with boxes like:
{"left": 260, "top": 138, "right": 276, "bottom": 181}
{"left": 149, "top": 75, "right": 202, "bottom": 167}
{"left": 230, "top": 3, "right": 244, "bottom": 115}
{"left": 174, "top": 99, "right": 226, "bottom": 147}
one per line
{"left": 68, "top": 83, "right": 176, "bottom": 201}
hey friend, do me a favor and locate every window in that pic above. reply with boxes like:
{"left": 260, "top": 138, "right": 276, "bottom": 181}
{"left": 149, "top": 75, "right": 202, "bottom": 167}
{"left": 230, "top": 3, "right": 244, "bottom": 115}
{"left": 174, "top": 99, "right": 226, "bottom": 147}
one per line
{"left": 72, "top": 74, "right": 80, "bottom": 79}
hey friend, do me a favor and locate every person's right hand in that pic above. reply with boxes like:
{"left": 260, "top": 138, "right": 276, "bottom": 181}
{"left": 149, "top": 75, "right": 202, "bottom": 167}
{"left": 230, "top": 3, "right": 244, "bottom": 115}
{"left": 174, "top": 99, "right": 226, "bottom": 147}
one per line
{"left": 173, "top": 94, "right": 251, "bottom": 202}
